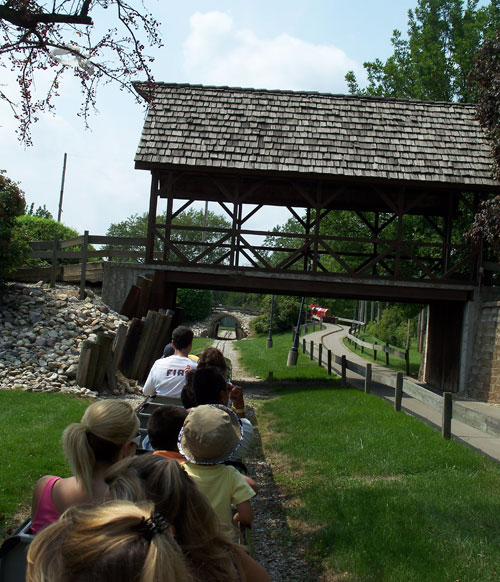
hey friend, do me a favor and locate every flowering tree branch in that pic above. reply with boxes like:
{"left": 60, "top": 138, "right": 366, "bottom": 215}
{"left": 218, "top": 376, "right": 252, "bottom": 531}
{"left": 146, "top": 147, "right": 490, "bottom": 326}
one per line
{"left": 0, "top": 1, "right": 162, "bottom": 144}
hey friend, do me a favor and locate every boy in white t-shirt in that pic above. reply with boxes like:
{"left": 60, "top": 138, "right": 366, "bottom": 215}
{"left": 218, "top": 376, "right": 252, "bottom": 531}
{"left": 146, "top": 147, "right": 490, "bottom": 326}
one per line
{"left": 143, "top": 326, "right": 198, "bottom": 398}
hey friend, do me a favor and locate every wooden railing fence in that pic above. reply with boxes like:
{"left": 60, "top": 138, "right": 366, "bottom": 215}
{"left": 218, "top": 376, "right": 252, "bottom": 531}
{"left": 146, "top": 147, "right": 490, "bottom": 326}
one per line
{"left": 299, "top": 336, "right": 476, "bottom": 440}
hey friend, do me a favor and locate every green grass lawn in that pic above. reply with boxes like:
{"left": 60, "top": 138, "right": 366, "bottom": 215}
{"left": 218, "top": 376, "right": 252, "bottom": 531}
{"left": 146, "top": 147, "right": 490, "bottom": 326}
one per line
{"left": 0, "top": 390, "right": 89, "bottom": 539}
{"left": 255, "top": 387, "right": 500, "bottom": 582}
{"left": 234, "top": 332, "right": 336, "bottom": 381}
{"left": 191, "top": 337, "right": 214, "bottom": 356}
{"left": 344, "top": 334, "right": 422, "bottom": 376}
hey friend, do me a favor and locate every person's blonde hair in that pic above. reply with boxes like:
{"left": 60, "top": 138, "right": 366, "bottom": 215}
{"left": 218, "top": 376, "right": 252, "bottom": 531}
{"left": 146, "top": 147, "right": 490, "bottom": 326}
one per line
{"left": 26, "top": 500, "right": 191, "bottom": 582}
{"left": 63, "top": 400, "right": 139, "bottom": 495}
{"left": 106, "top": 454, "right": 243, "bottom": 582}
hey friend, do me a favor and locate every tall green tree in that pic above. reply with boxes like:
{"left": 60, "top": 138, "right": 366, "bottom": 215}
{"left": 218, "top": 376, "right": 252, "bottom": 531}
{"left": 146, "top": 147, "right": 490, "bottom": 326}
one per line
{"left": 346, "top": 0, "right": 500, "bottom": 102}
{"left": 0, "top": 171, "right": 26, "bottom": 287}
{"left": 106, "top": 208, "right": 232, "bottom": 263}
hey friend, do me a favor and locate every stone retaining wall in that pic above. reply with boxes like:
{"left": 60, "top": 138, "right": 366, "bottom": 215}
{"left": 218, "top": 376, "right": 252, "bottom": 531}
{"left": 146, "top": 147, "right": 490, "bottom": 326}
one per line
{"left": 468, "top": 301, "right": 500, "bottom": 403}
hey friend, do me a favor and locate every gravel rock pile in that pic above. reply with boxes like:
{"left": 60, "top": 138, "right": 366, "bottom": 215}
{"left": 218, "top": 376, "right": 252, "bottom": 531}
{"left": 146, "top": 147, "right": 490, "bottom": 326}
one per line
{"left": 0, "top": 281, "right": 133, "bottom": 397}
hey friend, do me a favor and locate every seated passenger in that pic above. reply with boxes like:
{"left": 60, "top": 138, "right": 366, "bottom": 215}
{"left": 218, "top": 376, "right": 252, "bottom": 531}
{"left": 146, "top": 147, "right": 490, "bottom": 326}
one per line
{"left": 142, "top": 404, "right": 187, "bottom": 461}
{"left": 106, "top": 454, "right": 270, "bottom": 582}
{"left": 191, "top": 366, "right": 255, "bottom": 467}
{"left": 30, "top": 400, "right": 139, "bottom": 534}
{"left": 143, "top": 326, "right": 198, "bottom": 399}
{"left": 179, "top": 405, "right": 256, "bottom": 532}
{"left": 26, "top": 500, "right": 191, "bottom": 582}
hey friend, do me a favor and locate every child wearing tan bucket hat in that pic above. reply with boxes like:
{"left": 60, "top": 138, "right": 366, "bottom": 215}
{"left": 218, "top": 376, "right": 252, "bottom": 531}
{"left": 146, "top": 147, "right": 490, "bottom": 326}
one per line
{"left": 179, "top": 404, "right": 255, "bottom": 531}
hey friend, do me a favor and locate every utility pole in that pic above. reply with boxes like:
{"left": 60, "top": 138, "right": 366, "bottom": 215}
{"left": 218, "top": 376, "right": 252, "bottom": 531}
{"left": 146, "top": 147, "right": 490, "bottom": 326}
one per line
{"left": 57, "top": 152, "right": 67, "bottom": 222}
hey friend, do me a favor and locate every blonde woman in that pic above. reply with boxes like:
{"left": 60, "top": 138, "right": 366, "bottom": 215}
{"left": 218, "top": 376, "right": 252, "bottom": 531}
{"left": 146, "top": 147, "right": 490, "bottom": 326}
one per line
{"left": 26, "top": 500, "right": 191, "bottom": 582}
{"left": 31, "top": 400, "right": 139, "bottom": 534}
{"left": 106, "top": 454, "right": 270, "bottom": 582}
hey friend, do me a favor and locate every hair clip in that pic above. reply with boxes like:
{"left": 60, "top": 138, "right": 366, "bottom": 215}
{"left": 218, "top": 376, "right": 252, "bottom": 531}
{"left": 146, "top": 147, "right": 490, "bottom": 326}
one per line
{"left": 138, "top": 513, "right": 169, "bottom": 541}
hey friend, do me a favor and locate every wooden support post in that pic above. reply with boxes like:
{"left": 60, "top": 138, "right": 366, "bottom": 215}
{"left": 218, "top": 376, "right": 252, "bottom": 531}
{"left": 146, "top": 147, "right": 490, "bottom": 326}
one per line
{"left": 50, "top": 236, "right": 58, "bottom": 288}
{"left": 394, "top": 372, "right": 403, "bottom": 411}
{"left": 364, "top": 363, "right": 372, "bottom": 394}
{"left": 442, "top": 392, "right": 453, "bottom": 439}
{"left": 327, "top": 349, "right": 332, "bottom": 375}
{"left": 341, "top": 355, "right": 346, "bottom": 385}
{"left": 374, "top": 342, "right": 377, "bottom": 361}
{"left": 302, "top": 338, "right": 306, "bottom": 353}
{"left": 318, "top": 344, "right": 323, "bottom": 367}
{"left": 385, "top": 342, "right": 390, "bottom": 366}
{"left": 79, "top": 230, "right": 89, "bottom": 300}
{"left": 94, "top": 332, "right": 114, "bottom": 391}
{"left": 405, "top": 349, "right": 410, "bottom": 376}
{"left": 310, "top": 340, "right": 314, "bottom": 360}
{"left": 76, "top": 340, "right": 93, "bottom": 387}
{"left": 85, "top": 341, "right": 100, "bottom": 390}
{"left": 112, "top": 325, "right": 128, "bottom": 371}
{"left": 119, "top": 318, "right": 144, "bottom": 377}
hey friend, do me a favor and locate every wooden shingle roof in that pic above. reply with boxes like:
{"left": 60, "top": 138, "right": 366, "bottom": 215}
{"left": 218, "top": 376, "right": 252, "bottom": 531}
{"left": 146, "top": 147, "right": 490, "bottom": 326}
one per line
{"left": 134, "top": 82, "right": 499, "bottom": 189}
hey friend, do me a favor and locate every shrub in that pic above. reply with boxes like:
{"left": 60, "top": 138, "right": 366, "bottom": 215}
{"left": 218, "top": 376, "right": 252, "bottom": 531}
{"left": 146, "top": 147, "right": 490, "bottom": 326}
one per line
{"left": 365, "top": 305, "right": 415, "bottom": 348}
{"left": 13, "top": 215, "right": 81, "bottom": 266}
{"left": 177, "top": 288, "right": 213, "bottom": 321}
{"left": 0, "top": 172, "right": 26, "bottom": 287}
{"left": 251, "top": 295, "right": 303, "bottom": 334}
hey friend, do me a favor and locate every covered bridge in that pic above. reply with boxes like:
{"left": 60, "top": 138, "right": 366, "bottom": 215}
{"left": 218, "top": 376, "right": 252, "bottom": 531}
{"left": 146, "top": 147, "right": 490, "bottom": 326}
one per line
{"left": 132, "top": 82, "right": 500, "bottom": 391}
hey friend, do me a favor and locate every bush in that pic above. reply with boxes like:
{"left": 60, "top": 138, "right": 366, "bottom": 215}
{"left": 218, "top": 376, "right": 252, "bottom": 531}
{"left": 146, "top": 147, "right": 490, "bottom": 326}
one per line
{"left": 13, "top": 215, "right": 80, "bottom": 266}
{"left": 0, "top": 172, "right": 26, "bottom": 286}
{"left": 177, "top": 288, "right": 213, "bottom": 321}
{"left": 365, "top": 305, "right": 415, "bottom": 348}
{"left": 251, "top": 295, "right": 303, "bottom": 334}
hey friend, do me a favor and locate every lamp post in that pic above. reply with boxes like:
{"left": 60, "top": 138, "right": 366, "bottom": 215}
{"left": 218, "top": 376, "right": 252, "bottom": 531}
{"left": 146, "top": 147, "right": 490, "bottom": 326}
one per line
{"left": 266, "top": 294, "right": 275, "bottom": 348}
{"left": 287, "top": 296, "right": 306, "bottom": 366}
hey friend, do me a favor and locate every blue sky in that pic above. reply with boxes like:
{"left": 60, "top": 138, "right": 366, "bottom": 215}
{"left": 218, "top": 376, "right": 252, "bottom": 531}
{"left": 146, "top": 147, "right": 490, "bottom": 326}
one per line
{"left": 0, "top": 1, "right": 433, "bottom": 234}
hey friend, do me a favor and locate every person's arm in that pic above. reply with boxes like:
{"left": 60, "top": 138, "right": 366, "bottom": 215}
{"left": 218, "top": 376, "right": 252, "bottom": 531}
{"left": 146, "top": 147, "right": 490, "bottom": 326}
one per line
{"left": 229, "top": 384, "right": 246, "bottom": 418}
{"left": 243, "top": 475, "right": 258, "bottom": 493}
{"left": 234, "top": 547, "right": 271, "bottom": 582}
{"left": 233, "top": 499, "right": 253, "bottom": 526}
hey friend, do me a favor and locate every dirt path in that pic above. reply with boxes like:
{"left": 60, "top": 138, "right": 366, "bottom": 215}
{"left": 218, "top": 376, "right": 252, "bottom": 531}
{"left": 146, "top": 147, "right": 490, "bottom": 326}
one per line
{"left": 210, "top": 337, "right": 324, "bottom": 581}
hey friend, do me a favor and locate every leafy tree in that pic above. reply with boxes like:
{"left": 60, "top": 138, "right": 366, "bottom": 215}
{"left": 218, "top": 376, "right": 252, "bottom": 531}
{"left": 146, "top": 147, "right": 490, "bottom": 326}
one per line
{"left": 106, "top": 209, "right": 232, "bottom": 263}
{"left": 251, "top": 295, "right": 304, "bottom": 334}
{"left": 346, "top": 0, "right": 500, "bottom": 102}
{"left": 465, "top": 31, "right": 500, "bottom": 255}
{"left": 13, "top": 214, "right": 81, "bottom": 265}
{"left": 0, "top": 1, "right": 162, "bottom": 144}
{"left": 177, "top": 288, "right": 213, "bottom": 321}
{"left": 365, "top": 305, "right": 418, "bottom": 348}
{"left": 27, "top": 203, "right": 53, "bottom": 219}
{"left": 0, "top": 170, "right": 26, "bottom": 286}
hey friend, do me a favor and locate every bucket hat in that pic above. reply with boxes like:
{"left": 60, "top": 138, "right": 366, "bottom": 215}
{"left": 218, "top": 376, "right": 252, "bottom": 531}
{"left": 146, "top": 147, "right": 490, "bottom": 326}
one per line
{"left": 178, "top": 404, "right": 242, "bottom": 465}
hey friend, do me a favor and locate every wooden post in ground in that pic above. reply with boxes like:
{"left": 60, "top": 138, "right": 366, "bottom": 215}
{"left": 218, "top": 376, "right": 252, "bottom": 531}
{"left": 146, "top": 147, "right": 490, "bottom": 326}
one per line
{"left": 50, "top": 236, "right": 59, "bottom": 288}
{"left": 327, "top": 349, "right": 332, "bottom": 375}
{"left": 405, "top": 349, "right": 410, "bottom": 376}
{"left": 364, "top": 363, "right": 372, "bottom": 394}
{"left": 94, "top": 332, "right": 114, "bottom": 391}
{"left": 310, "top": 340, "right": 314, "bottom": 360}
{"left": 112, "top": 325, "right": 128, "bottom": 371}
{"left": 302, "top": 338, "right": 306, "bottom": 353}
{"left": 76, "top": 340, "right": 93, "bottom": 387}
{"left": 341, "top": 355, "right": 346, "bottom": 385}
{"left": 318, "top": 344, "right": 323, "bottom": 367}
{"left": 442, "top": 392, "right": 453, "bottom": 439}
{"left": 119, "top": 318, "right": 144, "bottom": 377}
{"left": 394, "top": 372, "right": 403, "bottom": 411}
{"left": 79, "top": 230, "right": 89, "bottom": 300}
{"left": 385, "top": 342, "right": 390, "bottom": 366}
{"left": 85, "top": 341, "right": 100, "bottom": 390}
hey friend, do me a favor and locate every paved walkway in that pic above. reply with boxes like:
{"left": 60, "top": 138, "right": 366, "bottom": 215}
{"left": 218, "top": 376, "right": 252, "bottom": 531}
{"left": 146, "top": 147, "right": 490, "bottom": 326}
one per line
{"left": 303, "top": 323, "right": 500, "bottom": 463}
